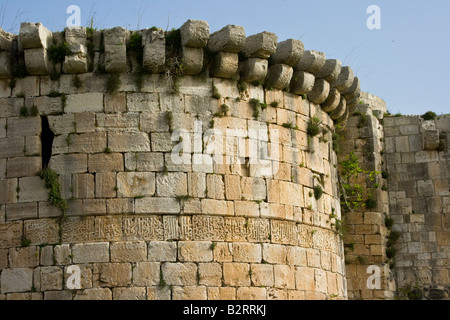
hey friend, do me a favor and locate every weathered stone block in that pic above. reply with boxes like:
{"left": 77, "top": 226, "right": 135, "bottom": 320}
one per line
{"left": 274, "top": 265, "right": 296, "bottom": 289}
{"left": 223, "top": 263, "right": 250, "bottom": 286}
{"left": 266, "top": 64, "right": 293, "bottom": 90}
{"left": 262, "top": 243, "right": 286, "bottom": 264}
{"left": 54, "top": 245, "right": 71, "bottom": 265}
{"left": 24, "top": 48, "right": 50, "bottom": 75}
{"left": 1, "top": 268, "right": 33, "bottom": 293}
{"left": 180, "top": 20, "right": 209, "bottom": 48}
{"left": 208, "top": 25, "right": 245, "bottom": 54}
{"left": 240, "top": 58, "right": 268, "bottom": 83}
{"left": 19, "top": 22, "right": 52, "bottom": 49}
{"left": 94, "top": 263, "right": 132, "bottom": 287}
{"left": 235, "top": 201, "right": 260, "bottom": 217}
{"left": 308, "top": 79, "right": 330, "bottom": 105}
{"left": 198, "top": 263, "right": 222, "bottom": 286}
{"left": 211, "top": 52, "right": 239, "bottom": 79}
{"left": 321, "top": 87, "right": 341, "bottom": 113}
{"left": 126, "top": 92, "right": 159, "bottom": 112}
{"left": 178, "top": 241, "right": 213, "bottom": 262}
{"left": 6, "top": 203, "right": 37, "bottom": 221}
{"left": 65, "top": 93, "right": 104, "bottom": 113}
{"left": 162, "top": 262, "right": 197, "bottom": 286}
{"left": 151, "top": 132, "right": 173, "bottom": 152}
{"left": 72, "top": 243, "right": 110, "bottom": 263}
{"left": 105, "top": 44, "right": 127, "bottom": 74}
{"left": 156, "top": 172, "right": 187, "bottom": 197}
{"left": 133, "top": 262, "right": 160, "bottom": 286}
{"left": 88, "top": 153, "right": 123, "bottom": 173}
{"left": 0, "top": 52, "right": 12, "bottom": 79}
{"left": 172, "top": 286, "right": 207, "bottom": 300}
{"left": 0, "top": 222, "right": 22, "bottom": 249}
{"left": 74, "top": 288, "right": 112, "bottom": 300}
{"left": 148, "top": 241, "right": 177, "bottom": 262}
{"left": 332, "top": 66, "right": 354, "bottom": 92}
{"left": 295, "top": 50, "right": 326, "bottom": 74}
{"left": 236, "top": 287, "right": 266, "bottom": 300}
{"left": 113, "top": 287, "right": 146, "bottom": 300}
{"left": 18, "top": 176, "right": 48, "bottom": 203}
{"left": 232, "top": 243, "right": 262, "bottom": 263}
{"left": 270, "top": 39, "right": 304, "bottom": 66}
{"left": 111, "top": 241, "right": 147, "bottom": 262}
{"left": 63, "top": 44, "right": 88, "bottom": 74}
{"left": 242, "top": 31, "right": 277, "bottom": 59}
{"left": 143, "top": 28, "right": 166, "bottom": 73}
{"left": 290, "top": 71, "right": 315, "bottom": 95}
{"left": 134, "top": 197, "right": 180, "bottom": 214}
{"left": 6, "top": 157, "right": 41, "bottom": 178}
{"left": 35, "top": 266, "right": 63, "bottom": 291}
{"left": 182, "top": 46, "right": 204, "bottom": 76}
{"left": 117, "top": 172, "right": 155, "bottom": 198}
{"left": 108, "top": 132, "right": 150, "bottom": 152}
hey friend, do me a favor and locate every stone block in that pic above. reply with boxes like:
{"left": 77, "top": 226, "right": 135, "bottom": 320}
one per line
{"left": 19, "top": 22, "right": 52, "bottom": 49}
{"left": 181, "top": 47, "right": 204, "bottom": 76}
{"left": 147, "top": 241, "right": 177, "bottom": 262}
{"left": 1, "top": 268, "right": 33, "bottom": 293}
{"left": 6, "top": 203, "right": 37, "bottom": 221}
{"left": 223, "top": 263, "right": 250, "bottom": 286}
{"left": 65, "top": 93, "right": 104, "bottom": 113}
{"left": 143, "top": 28, "right": 166, "bottom": 73}
{"left": 0, "top": 222, "right": 22, "bottom": 249}
{"left": 270, "top": 39, "right": 304, "bottom": 67}
{"left": 134, "top": 197, "right": 180, "bottom": 214}
{"left": 308, "top": 79, "right": 330, "bottom": 105}
{"left": 162, "top": 262, "right": 197, "bottom": 286}
{"left": 316, "top": 59, "right": 342, "bottom": 83}
{"left": 108, "top": 132, "right": 150, "bottom": 152}
{"left": 198, "top": 263, "right": 223, "bottom": 286}
{"left": 178, "top": 241, "right": 213, "bottom": 262}
{"left": 236, "top": 287, "right": 266, "bottom": 300}
{"left": 262, "top": 243, "right": 286, "bottom": 264}
{"left": 35, "top": 266, "right": 63, "bottom": 291}
{"left": 274, "top": 265, "right": 296, "bottom": 289}
{"left": 241, "top": 177, "right": 266, "bottom": 201}
{"left": 88, "top": 153, "right": 123, "bottom": 173}
{"left": 290, "top": 71, "right": 315, "bottom": 95}
{"left": 95, "top": 172, "right": 117, "bottom": 198}
{"left": 53, "top": 245, "right": 71, "bottom": 265}
{"left": 232, "top": 243, "right": 262, "bottom": 263}
{"left": 295, "top": 50, "right": 326, "bottom": 74}
{"left": 211, "top": 52, "right": 239, "bottom": 79}
{"left": 69, "top": 132, "right": 107, "bottom": 154}
{"left": 332, "top": 66, "right": 354, "bottom": 92}
{"left": 172, "top": 286, "right": 207, "bottom": 300}
{"left": 151, "top": 132, "right": 173, "bottom": 152}
{"left": 6, "top": 157, "right": 41, "bottom": 178}
{"left": 126, "top": 92, "right": 159, "bottom": 112}
{"left": 117, "top": 172, "right": 155, "bottom": 198}
{"left": 24, "top": 47, "right": 50, "bottom": 75}
{"left": 287, "top": 246, "right": 307, "bottom": 266}
{"left": 74, "top": 288, "right": 112, "bottom": 300}
{"left": 132, "top": 262, "right": 160, "bottom": 286}
{"left": 206, "top": 174, "right": 225, "bottom": 200}
{"left": 105, "top": 44, "right": 127, "bottom": 74}
{"left": 208, "top": 25, "right": 245, "bottom": 53}
{"left": 250, "top": 264, "right": 274, "bottom": 287}
{"left": 202, "top": 199, "right": 235, "bottom": 216}
{"left": 266, "top": 64, "right": 294, "bottom": 90}
{"left": 63, "top": 44, "right": 88, "bottom": 74}
{"left": 156, "top": 172, "right": 187, "bottom": 197}
{"left": 180, "top": 20, "right": 210, "bottom": 48}
{"left": 242, "top": 31, "right": 277, "bottom": 59}
{"left": 0, "top": 137, "right": 24, "bottom": 158}
{"left": 7, "top": 116, "right": 41, "bottom": 137}
{"left": 94, "top": 263, "right": 132, "bottom": 287}
{"left": 105, "top": 92, "right": 126, "bottom": 113}
{"left": 321, "top": 87, "right": 341, "bottom": 113}
{"left": 18, "top": 176, "right": 48, "bottom": 203}
{"left": 240, "top": 58, "right": 268, "bottom": 83}
{"left": 235, "top": 201, "right": 259, "bottom": 217}
{"left": 113, "top": 287, "right": 146, "bottom": 300}
{"left": 111, "top": 242, "right": 147, "bottom": 263}
{"left": 330, "top": 97, "right": 347, "bottom": 121}
{"left": 49, "top": 153, "right": 87, "bottom": 175}
{"left": 72, "top": 243, "right": 109, "bottom": 263}
{"left": 0, "top": 52, "right": 12, "bottom": 79}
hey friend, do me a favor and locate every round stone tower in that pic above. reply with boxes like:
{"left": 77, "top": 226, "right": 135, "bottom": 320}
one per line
{"left": 0, "top": 20, "right": 361, "bottom": 300}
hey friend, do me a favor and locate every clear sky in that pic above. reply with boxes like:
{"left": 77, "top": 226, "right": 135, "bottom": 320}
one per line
{"left": 1, "top": 0, "right": 449, "bottom": 116}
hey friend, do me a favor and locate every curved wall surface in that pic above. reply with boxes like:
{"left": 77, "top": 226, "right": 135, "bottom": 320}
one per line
{"left": 0, "top": 20, "right": 363, "bottom": 300}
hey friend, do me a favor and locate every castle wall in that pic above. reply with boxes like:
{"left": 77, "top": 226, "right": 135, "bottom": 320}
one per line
{"left": 0, "top": 21, "right": 359, "bottom": 300}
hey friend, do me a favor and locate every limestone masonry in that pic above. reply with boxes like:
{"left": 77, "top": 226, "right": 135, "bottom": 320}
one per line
{"left": 0, "top": 20, "right": 448, "bottom": 300}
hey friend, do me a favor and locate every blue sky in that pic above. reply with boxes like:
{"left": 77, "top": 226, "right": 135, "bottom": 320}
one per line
{"left": 1, "top": 0, "right": 449, "bottom": 115}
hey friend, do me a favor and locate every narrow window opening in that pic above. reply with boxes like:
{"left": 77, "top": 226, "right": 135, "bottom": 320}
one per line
{"left": 41, "top": 116, "right": 54, "bottom": 169}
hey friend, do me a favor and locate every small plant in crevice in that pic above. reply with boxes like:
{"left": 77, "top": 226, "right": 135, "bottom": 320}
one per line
{"left": 421, "top": 111, "right": 437, "bottom": 121}
{"left": 307, "top": 116, "right": 321, "bottom": 137}
{"left": 166, "top": 111, "right": 174, "bottom": 133}
{"left": 214, "top": 104, "right": 229, "bottom": 118}
{"left": 164, "top": 28, "right": 184, "bottom": 94}
{"left": 357, "top": 114, "right": 368, "bottom": 129}
{"left": 237, "top": 80, "right": 248, "bottom": 94}
{"left": 106, "top": 74, "right": 121, "bottom": 93}
{"left": 249, "top": 98, "right": 267, "bottom": 119}
{"left": 30, "top": 105, "right": 39, "bottom": 117}
{"left": 159, "top": 270, "right": 167, "bottom": 288}
{"left": 19, "top": 105, "right": 28, "bottom": 117}
{"left": 282, "top": 122, "right": 299, "bottom": 130}
{"left": 211, "top": 82, "right": 221, "bottom": 100}
{"left": 72, "top": 74, "right": 84, "bottom": 89}
{"left": 21, "top": 236, "right": 32, "bottom": 248}
{"left": 39, "top": 168, "right": 68, "bottom": 216}
{"left": 313, "top": 185, "right": 323, "bottom": 200}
